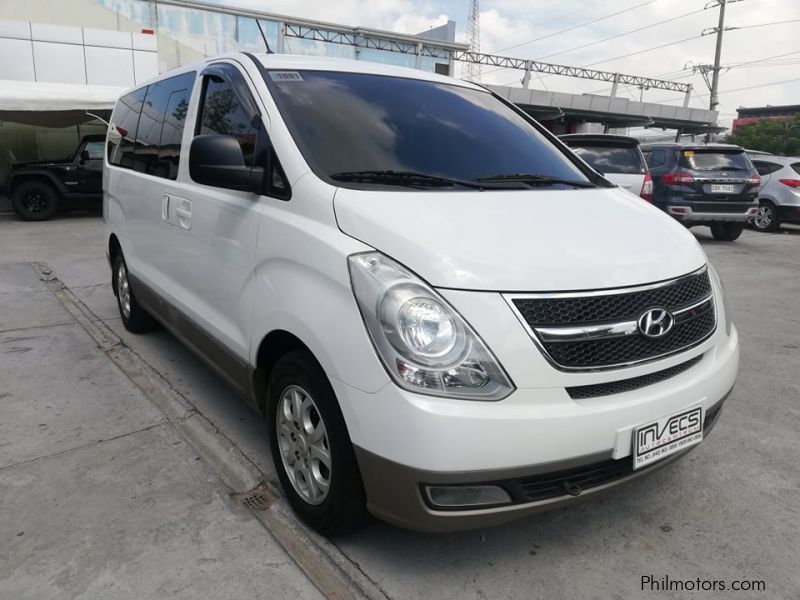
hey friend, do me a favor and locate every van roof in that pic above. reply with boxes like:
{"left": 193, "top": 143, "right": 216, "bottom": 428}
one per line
{"left": 130, "top": 52, "right": 482, "bottom": 94}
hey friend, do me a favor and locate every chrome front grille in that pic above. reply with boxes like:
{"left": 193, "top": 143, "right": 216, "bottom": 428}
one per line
{"left": 506, "top": 268, "right": 716, "bottom": 371}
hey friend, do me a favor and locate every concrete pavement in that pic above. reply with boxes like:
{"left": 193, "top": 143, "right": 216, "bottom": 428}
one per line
{"left": 0, "top": 260, "right": 323, "bottom": 599}
{"left": 1, "top": 213, "right": 798, "bottom": 599}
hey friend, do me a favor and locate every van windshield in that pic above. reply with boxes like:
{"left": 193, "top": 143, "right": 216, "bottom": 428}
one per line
{"left": 265, "top": 70, "right": 595, "bottom": 190}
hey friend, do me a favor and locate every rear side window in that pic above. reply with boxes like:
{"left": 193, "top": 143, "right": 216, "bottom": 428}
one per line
{"left": 197, "top": 74, "right": 259, "bottom": 166}
{"left": 134, "top": 72, "right": 195, "bottom": 179}
{"left": 108, "top": 72, "right": 195, "bottom": 179}
{"left": 679, "top": 150, "right": 752, "bottom": 172}
{"left": 792, "top": 163, "right": 800, "bottom": 176}
{"left": 569, "top": 144, "right": 646, "bottom": 174}
{"left": 108, "top": 88, "right": 146, "bottom": 168}
{"left": 752, "top": 161, "right": 783, "bottom": 176}
{"left": 644, "top": 148, "right": 668, "bottom": 168}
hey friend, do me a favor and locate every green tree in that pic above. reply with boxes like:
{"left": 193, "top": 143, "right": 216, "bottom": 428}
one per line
{"left": 726, "top": 116, "right": 800, "bottom": 156}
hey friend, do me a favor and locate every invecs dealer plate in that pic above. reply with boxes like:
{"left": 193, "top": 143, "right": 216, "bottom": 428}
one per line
{"left": 633, "top": 406, "right": 703, "bottom": 470}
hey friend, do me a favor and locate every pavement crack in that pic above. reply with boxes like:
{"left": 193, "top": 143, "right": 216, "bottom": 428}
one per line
{"left": 0, "top": 421, "right": 168, "bottom": 472}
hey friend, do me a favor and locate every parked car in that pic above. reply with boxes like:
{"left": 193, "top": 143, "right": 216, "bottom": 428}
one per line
{"left": 105, "top": 54, "right": 738, "bottom": 535}
{"left": 748, "top": 155, "right": 800, "bottom": 232}
{"left": 641, "top": 143, "right": 760, "bottom": 241}
{"left": 559, "top": 134, "right": 652, "bottom": 201}
{"left": 3, "top": 135, "right": 105, "bottom": 221}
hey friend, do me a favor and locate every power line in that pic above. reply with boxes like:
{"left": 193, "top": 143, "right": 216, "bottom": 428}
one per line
{"left": 728, "top": 17, "right": 800, "bottom": 32}
{"left": 491, "top": 0, "right": 658, "bottom": 54}
{"left": 534, "top": 6, "right": 708, "bottom": 62}
{"left": 529, "top": 0, "right": 618, "bottom": 30}
{"left": 581, "top": 33, "right": 705, "bottom": 68}
{"left": 658, "top": 75, "right": 800, "bottom": 103}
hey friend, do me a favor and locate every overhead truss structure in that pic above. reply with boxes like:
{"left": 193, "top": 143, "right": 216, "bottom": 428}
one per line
{"left": 153, "top": 0, "right": 692, "bottom": 99}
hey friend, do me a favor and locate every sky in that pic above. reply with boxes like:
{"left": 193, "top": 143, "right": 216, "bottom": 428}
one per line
{"left": 217, "top": 0, "right": 800, "bottom": 129}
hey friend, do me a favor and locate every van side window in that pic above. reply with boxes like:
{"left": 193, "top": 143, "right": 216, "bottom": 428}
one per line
{"left": 108, "top": 88, "right": 146, "bottom": 168}
{"left": 134, "top": 72, "right": 195, "bottom": 179}
{"left": 197, "top": 75, "right": 259, "bottom": 166}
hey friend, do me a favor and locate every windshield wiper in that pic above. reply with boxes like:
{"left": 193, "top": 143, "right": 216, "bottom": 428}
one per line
{"left": 329, "top": 170, "right": 525, "bottom": 189}
{"left": 474, "top": 173, "right": 596, "bottom": 188}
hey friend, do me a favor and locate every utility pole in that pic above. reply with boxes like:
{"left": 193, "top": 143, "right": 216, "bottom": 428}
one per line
{"left": 708, "top": 0, "right": 727, "bottom": 114}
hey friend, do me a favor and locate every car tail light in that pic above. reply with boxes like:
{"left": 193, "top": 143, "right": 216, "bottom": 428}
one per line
{"left": 640, "top": 172, "right": 653, "bottom": 201}
{"left": 779, "top": 179, "right": 800, "bottom": 189}
{"left": 747, "top": 174, "right": 761, "bottom": 189}
{"left": 662, "top": 172, "right": 694, "bottom": 186}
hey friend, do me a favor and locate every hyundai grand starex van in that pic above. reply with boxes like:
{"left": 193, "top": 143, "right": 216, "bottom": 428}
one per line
{"left": 104, "top": 54, "right": 739, "bottom": 535}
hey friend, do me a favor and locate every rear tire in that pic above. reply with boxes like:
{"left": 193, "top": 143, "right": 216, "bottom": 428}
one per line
{"left": 710, "top": 223, "right": 744, "bottom": 241}
{"left": 11, "top": 180, "right": 59, "bottom": 221}
{"left": 751, "top": 201, "right": 780, "bottom": 232}
{"left": 268, "top": 350, "right": 368, "bottom": 536}
{"left": 112, "top": 254, "right": 157, "bottom": 333}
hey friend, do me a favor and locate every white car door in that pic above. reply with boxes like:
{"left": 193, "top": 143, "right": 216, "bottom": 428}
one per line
{"left": 168, "top": 62, "right": 272, "bottom": 393}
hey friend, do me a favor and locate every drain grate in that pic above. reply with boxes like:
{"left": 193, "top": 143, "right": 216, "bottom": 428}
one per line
{"left": 234, "top": 483, "right": 276, "bottom": 512}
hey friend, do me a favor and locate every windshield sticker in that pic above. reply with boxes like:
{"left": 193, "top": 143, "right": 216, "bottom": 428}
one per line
{"left": 683, "top": 150, "right": 695, "bottom": 157}
{"left": 270, "top": 71, "right": 303, "bottom": 82}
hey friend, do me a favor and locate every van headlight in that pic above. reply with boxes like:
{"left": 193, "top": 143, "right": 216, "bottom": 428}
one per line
{"left": 708, "top": 264, "right": 732, "bottom": 336}
{"left": 348, "top": 252, "right": 514, "bottom": 401}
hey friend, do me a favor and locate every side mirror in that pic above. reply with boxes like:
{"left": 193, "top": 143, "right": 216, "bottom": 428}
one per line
{"left": 80, "top": 150, "right": 90, "bottom": 161}
{"left": 189, "top": 135, "right": 264, "bottom": 194}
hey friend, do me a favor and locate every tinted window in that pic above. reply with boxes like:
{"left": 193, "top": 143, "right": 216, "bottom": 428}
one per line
{"left": 108, "top": 88, "right": 146, "bottom": 168}
{"left": 265, "top": 70, "right": 590, "bottom": 188}
{"left": 198, "top": 75, "right": 259, "bottom": 166}
{"left": 792, "top": 163, "right": 800, "bottom": 176}
{"left": 134, "top": 72, "right": 194, "bottom": 179}
{"left": 679, "top": 150, "right": 752, "bottom": 172}
{"left": 752, "top": 161, "right": 783, "bottom": 176}
{"left": 83, "top": 141, "right": 105, "bottom": 160}
{"left": 569, "top": 144, "right": 646, "bottom": 174}
{"left": 645, "top": 148, "right": 668, "bottom": 168}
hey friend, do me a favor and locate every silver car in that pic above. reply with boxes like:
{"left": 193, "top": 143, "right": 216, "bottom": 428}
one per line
{"left": 749, "top": 155, "right": 800, "bottom": 232}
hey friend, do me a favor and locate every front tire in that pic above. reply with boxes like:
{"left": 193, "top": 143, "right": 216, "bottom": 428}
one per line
{"left": 112, "top": 254, "right": 157, "bottom": 333}
{"left": 11, "top": 180, "right": 59, "bottom": 221}
{"left": 268, "top": 350, "right": 367, "bottom": 536}
{"left": 751, "top": 201, "right": 780, "bottom": 232}
{"left": 710, "top": 223, "right": 744, "bottom": 241}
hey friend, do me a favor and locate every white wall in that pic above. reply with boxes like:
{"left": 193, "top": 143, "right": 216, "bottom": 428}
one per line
{"left": 0, "top": 19, "right": 158, "bottom": 87}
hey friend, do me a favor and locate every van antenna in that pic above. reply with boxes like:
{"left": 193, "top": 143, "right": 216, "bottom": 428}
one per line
{"left": 255, "top": 20, "right": 273, "bottom": 54}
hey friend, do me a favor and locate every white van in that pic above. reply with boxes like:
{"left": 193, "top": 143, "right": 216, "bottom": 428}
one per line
{"left": 104, "top": 53, "right": 739, "bottom": 534}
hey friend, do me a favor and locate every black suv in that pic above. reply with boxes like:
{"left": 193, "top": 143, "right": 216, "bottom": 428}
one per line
{"left": 641, "top": 143, "right": 760, "bottom": 241}
{"left": 2, "top": 135, "right": 105, "bottom": 221}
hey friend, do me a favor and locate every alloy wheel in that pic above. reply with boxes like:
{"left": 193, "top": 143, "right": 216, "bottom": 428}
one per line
{"left": 277, "top": 384, "right": 332, "bottom": 505}
{"left": 116, "top": 262, "right": 131, "bottom": 319}
{"left": 753, "top": 205, "right": 773, "bottom": 230}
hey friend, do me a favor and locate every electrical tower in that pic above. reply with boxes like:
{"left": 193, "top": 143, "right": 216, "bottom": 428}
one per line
{"left": 464, "top": 0, "right": 481, "bottom": 82}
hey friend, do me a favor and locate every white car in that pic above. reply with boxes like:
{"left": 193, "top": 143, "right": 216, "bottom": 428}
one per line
{"left": 559, "top": 134, "right": 652, "bottom": 201}
{"left": 749, "top": 155, "right": 800, "bottom": 231}
{"left": 104, "top": 53, "right": 739, "bottom": 534}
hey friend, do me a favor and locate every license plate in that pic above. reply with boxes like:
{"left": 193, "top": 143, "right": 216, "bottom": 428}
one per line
{"left": 632, "top": 406, "right": 703, "bottom": 470}
{"left": 710, "top": 184, "right": 736, "bottom": 194}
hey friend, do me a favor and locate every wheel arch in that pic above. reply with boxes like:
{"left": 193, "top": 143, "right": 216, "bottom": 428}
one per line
{"left": 8, "top": 171, "right": 66, "bottom": 197}
{"left": 253, "top": 329, "right": 321, "bottom": 412}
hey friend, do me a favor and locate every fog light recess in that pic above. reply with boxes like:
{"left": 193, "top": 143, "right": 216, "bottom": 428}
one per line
{"left": 425, "top": 485, "right": 512, "bottom": 509}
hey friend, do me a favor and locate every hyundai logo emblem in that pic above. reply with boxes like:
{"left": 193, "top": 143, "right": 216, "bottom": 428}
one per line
{"left": 638, "top": 307, "right": 675, "bottom": 338}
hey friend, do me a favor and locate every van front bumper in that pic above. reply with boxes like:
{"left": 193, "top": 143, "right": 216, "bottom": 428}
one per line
{"left": 336, "top": 325, "right": 738, "bottom": 532}
{"left": 355, "top": 395, "right": 726, "bottom": 533}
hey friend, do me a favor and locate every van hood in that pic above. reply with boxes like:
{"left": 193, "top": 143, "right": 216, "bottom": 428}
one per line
{"left": 333, "top": 187, "right": 707, "bottom": 292}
